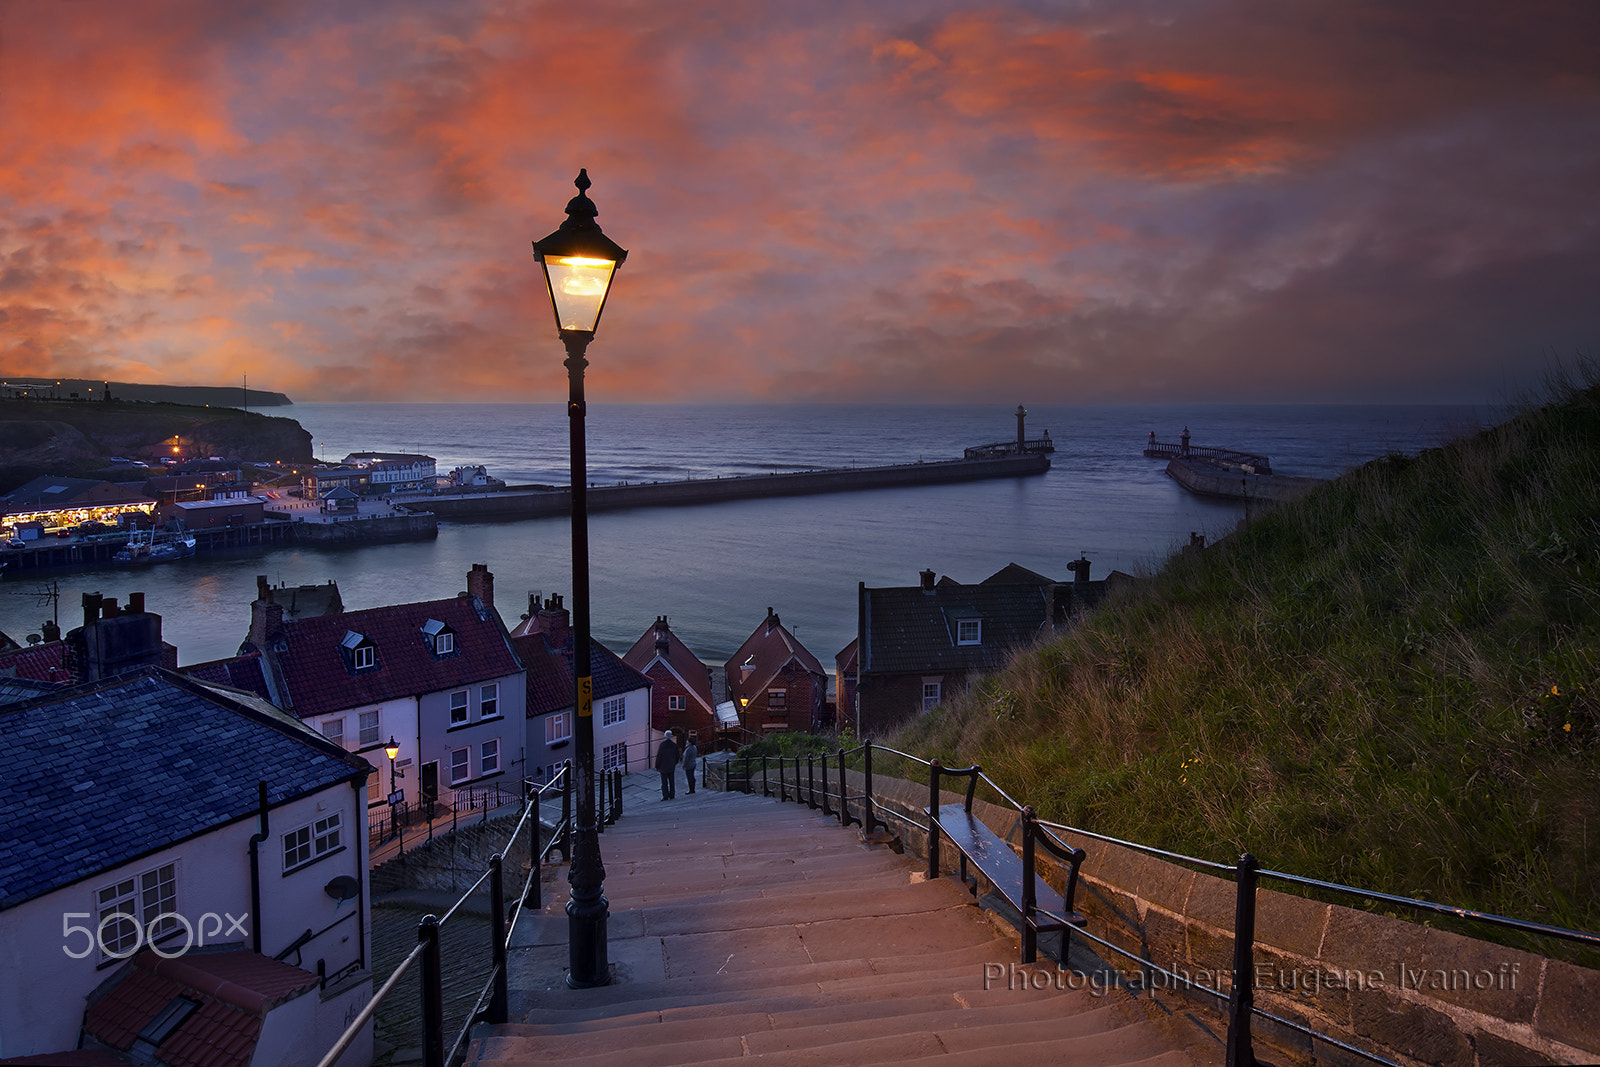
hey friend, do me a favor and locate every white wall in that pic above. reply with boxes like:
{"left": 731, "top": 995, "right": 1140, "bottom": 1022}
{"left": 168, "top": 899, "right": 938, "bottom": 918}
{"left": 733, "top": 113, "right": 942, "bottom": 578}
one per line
{"left": 0, "top": 779, "right": 370, "bottom": 1060}
{"left": 313, "top": 697, "right": 417, "bottom": 808}
{"left": 594, "top": 685, "right": 652, "bottom": 773}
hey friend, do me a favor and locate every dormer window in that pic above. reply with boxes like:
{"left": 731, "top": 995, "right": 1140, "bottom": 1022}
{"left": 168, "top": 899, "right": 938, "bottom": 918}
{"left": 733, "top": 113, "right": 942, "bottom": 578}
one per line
{"left": 421, "top": 618, "right": 456, "bottom": 656}
{"left": 956, "top": 618, "right": 982, "bottom": 645}
{"left": 341, "top": 630, "right": 377, "bottom": 671}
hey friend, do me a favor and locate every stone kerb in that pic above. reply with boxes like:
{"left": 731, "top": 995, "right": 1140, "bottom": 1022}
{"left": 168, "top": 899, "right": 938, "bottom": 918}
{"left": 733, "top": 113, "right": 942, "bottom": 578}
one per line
{"left": 786, "top": 765, "right": 1598, "bottom": 1067}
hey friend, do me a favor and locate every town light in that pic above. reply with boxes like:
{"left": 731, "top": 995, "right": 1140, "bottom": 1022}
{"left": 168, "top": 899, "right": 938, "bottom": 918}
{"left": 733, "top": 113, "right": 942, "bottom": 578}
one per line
{"left": 532, "top": 169, "right": 627, "bottom": 989}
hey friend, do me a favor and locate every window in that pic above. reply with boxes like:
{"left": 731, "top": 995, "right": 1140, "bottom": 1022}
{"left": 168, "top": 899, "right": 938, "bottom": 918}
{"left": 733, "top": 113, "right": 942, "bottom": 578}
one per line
{"left": 480, "top": 683, "right": 499, "bottom": 719}
{"left": 601, "top": 741, "right": 627, "bottom": 772}
{"left": 957, "top": 619, "right": 982, "bottom": 645}
{"left": 450, "top": 747, "right": 470, "bottom": 784}
{"left": 450, "top": 690, "right": 469, "bottom": 726}
{"left": 342, "top": 630, "right": 376, "bottom": 671}
{"left": 283, "top": 813, "right": 343, "bottom": 871}
{"left": 923, "top": 682, "right": 942, "bottom": 711}
{"left": 367, "top": 776, "right": 381, "bottom": 805}
{"left": 767, "top": 689, "right": 787, "bottom": 709}
{"left": 667, "top": 694, "right": 686, "bottom": 711}
{"left": 481, "top": 738, "right": 500, "bottom": 775}
{"left": 358, "top": 710, "right": 380, "bottom": 747}
{"left": 321, "top": 718, "right": 345, "bottom": 747}
{"left": 601, "top": 696, "right": 625, "bottom": 727}
{"left": 546, "top": 711, "right": 571, "bottom": 745}
{"left": 421, "top": 618, "right": 455, "bottom": 656}
{"left": 97, "top": 862, "right": 178, "bottom": 959}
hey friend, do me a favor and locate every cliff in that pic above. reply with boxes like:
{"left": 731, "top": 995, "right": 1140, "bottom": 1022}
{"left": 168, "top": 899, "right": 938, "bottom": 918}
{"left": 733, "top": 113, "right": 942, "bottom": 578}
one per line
{"left": 0, "top": 398, "right": 313, "bottom": 487}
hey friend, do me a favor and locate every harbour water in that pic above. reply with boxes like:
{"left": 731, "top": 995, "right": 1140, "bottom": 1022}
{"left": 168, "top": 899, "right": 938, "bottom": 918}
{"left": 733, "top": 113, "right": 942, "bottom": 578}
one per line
{"left": 0, "top": 403, "right": 1489, "bottom": 670}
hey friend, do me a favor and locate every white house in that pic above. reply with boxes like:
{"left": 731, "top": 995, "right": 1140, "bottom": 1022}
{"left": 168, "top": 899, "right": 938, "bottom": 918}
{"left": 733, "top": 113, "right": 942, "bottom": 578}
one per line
{"left": 0, "top": 668, "right": 374, "bottom": 1065}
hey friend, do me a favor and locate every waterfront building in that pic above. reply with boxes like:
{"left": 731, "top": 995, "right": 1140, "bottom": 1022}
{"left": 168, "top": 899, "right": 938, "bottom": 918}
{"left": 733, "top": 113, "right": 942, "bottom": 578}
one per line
{"left": 232, "top": 566, "right": 524, "bottom": 816}
{"left": 853, "top": 564, "right": 1080, "bottom": 736}
{"left": 0, "top": 475, "right": 154, "bottom": 535}
{"left": 341, "top": 451, "right": 437, "bottom": 494}
{"left": 511, "top": 593, "right": 653, "bottom": 781}
{"left": 622, "top": 615, "right": 718, "bottom": 742}
{"left": 725, "top": 607, "right": 828, "bottom": 735}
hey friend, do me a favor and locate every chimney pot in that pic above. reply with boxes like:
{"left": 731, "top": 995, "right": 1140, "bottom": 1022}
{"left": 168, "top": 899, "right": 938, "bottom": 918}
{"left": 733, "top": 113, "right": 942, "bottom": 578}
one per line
{"left": 919, "top": 569, "right": 935, "bottom": 591}
{"left": 128, "top": 592, "right": 145, "bottom": 614}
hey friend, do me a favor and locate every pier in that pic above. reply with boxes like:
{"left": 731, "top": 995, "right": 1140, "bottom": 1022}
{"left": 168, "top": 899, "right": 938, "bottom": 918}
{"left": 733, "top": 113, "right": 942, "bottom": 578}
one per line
{"left": 393, "top": 450, "right": 1051, "bottom": 523}
{"left": 1143, "top": 430, "right": 1325, "bottom": 504}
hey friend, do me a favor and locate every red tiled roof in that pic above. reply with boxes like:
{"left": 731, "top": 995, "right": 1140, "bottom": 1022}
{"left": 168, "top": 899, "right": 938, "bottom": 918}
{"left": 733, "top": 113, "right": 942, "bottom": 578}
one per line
{"left": 0, "top": 641, "right": 72, "bottom": 683}
{"left": 622, "top": 622, "right": 715, "bottom": 713}
{"left": 725, "top": 610, "right": 826, "bottom": 702}
{"left": 181, "top": 653, "right": 270, "bottom": 700}
{"left": 514, "top": 632, "right": 650, "bottom": 716}
{"left": 269, "top": 595, "right": 520, "bottom": 716}
{"left": 82, "top": 950, "right": 317, "bottom": 1067}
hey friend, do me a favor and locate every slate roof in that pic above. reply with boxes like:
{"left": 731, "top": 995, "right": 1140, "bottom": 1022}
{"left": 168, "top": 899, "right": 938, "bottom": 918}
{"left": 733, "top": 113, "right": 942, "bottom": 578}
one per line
{"left": 514, "top": 633, "right": 651, "bottom": 716}
{"left": 725, "top": 610, "right": 826, "bottom": 701}
{"left": 0, "top": 669, "right": 369, "bottom": 909}
{"left": 859, "top": 566, "right": 1065, "bottom": 676}
{"left": 621, "top": 622, "right": 715, "bottom": 714}
{"left": 2, "top": 477, "right": 151, "bottom": 510}
{"left": 255, "top": 594, "right": 520, "bottom": 718}
{"left": 83, "top": 948, "right": 319, "bottom": 1067}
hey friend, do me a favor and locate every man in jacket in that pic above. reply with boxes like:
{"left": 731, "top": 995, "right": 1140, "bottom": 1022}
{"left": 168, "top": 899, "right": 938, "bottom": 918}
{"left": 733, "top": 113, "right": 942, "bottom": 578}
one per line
{"left": 681, "top": 732, "right": 699, "bottom": 795}
{"left": 656, "top": 731, "right": 680, "bottom": 800}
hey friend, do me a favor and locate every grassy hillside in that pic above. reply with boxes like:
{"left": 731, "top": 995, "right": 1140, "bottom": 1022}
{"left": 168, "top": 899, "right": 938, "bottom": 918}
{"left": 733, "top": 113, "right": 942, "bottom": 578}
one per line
{"left": 894, "top": 376, "right": 1600, "bottom": 939}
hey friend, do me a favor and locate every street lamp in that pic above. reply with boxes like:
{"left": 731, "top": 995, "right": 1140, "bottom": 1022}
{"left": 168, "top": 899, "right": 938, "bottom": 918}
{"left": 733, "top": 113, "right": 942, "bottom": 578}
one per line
{"left": 384, "top": 736, "right": 403, "bottom": 797}
{"left": 533, "top": 168, "right": 627, "bottom": 989}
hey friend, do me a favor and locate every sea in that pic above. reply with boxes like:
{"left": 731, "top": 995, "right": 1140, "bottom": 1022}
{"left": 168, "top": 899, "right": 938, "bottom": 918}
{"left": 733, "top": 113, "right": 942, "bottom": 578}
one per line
{"left": 0, "top": 403, "right": 1492, "bottom": 671}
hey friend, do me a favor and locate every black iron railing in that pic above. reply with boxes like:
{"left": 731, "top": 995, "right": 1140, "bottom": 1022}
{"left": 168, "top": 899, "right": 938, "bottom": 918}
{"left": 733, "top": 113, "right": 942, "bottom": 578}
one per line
{"left": 724, "top": 740, "right": 1600, "bottom": 1067}
{"left": 318, "top": 764, "right": 575, "bottom": 1067}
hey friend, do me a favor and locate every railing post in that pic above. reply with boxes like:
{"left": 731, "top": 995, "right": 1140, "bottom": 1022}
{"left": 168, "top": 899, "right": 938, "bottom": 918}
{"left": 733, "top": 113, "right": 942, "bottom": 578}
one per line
{"left": 837, "top": 747, "right": 852, "bottom": 827}
{"left": 762, "top": 756, "right": 770, "bottom": 798}
{"left": 927, "top": 759, "right": 942, "bottom": 879}
{"left": 863, "top": 741, "right": 878, "bottom": 836}
{"left": 418, "top": 915, "right": 444, "bottom": 1067}
{"left": 1225, "top": 853, "right": 1259, "bottom": 1067}
{"left": 526, "top": 790, "right": 541, "bottom": 908}
{"left": 778, "top": 758, "right": 788, "bottom": 802}
{"left": 820, "top": 752, "right": 833, "bottom": 818}
{"left": 613, "top": 768, "right": 623, "bottom": 822}
{"left": 596, "top": 766, "right": 606, "bottom": 835}
{"left": 806, "top": 755, "right": 817, "bottom": 809}
{"left": 1020, "top": 807, "right": 1038, "bottom": 965}
{"left": 560, "top": 761, "right": 573, "bottom": 863}
{"left": 489, "top": 854, "right": 508, "bottom": 1024}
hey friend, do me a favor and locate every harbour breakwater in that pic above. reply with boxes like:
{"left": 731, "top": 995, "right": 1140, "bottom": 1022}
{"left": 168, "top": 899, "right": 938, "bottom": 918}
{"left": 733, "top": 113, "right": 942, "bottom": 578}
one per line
{"left": 391, "top": 450, "right": 1052, "bottom": 522}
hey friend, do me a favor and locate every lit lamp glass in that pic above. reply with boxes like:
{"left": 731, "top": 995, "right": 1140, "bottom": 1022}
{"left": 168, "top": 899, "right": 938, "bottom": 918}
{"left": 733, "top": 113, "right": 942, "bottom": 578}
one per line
{"left": 544, "top": 256, "right": 618, "bottom": 333}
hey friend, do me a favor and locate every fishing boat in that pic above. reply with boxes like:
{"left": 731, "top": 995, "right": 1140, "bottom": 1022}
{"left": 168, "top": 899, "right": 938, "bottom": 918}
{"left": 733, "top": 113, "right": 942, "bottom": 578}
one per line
{"left": 112, "top": 530, "right": 197, "bottom": 564}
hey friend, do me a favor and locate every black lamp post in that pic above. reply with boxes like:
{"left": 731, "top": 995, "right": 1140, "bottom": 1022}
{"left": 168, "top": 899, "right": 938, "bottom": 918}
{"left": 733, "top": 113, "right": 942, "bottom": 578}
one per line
{"left": 532, "top": 168, "right": 627, "bottom": 989}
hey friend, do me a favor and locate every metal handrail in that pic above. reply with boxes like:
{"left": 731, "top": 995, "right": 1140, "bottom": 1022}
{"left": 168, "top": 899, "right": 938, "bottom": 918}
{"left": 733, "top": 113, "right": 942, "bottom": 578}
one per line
{"left": 731, "top": 740, "right": 1600, "bottom": 1067}
{"left": 314, "top": 942, "right": 425, "bottom": 1067}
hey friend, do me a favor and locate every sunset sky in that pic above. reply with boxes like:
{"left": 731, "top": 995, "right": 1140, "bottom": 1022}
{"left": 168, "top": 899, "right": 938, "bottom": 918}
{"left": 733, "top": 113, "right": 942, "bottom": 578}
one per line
{"left": 3, "top": 0, "right": 1597, "bottom": 404}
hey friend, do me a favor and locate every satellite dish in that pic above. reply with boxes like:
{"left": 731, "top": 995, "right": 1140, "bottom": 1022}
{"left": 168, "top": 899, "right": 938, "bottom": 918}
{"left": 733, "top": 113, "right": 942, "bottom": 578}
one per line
{"left": 324, "top": 875, "right": 360, "bottom": 901}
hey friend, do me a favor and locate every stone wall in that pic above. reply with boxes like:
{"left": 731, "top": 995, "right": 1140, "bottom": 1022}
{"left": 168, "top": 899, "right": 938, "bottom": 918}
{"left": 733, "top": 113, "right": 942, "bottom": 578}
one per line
{"left": 723, "top": 763, "right": 1598, "bottom": 1067}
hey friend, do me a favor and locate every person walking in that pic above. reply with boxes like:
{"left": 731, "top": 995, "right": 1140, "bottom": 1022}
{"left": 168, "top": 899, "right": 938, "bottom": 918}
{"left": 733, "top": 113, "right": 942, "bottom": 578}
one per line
{"left": 681, "top": 732, "right": 699, "bottom": 795}
{"left": 655, "top": 730, "right": 680, "bottom": 800}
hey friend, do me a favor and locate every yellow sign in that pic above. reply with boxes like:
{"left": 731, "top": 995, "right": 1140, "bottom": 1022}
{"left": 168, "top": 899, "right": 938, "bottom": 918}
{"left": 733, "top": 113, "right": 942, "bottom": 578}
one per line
{"left": 578, "top": 675, "right": 593, "bottom": 718}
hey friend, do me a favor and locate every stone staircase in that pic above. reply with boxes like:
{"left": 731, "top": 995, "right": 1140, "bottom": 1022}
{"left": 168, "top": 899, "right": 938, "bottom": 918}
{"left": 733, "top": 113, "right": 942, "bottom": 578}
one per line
{"left": 463, "top": 776, "right": 1214, "bottom": 1065}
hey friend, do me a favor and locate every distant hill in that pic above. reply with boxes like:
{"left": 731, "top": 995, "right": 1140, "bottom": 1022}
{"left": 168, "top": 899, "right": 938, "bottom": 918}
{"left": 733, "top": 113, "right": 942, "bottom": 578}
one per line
{"left": 0, "top": 396, "right": 313, "bottom": 490}
{"left": 0, "top": 379, "right": 293, "bottom": 407}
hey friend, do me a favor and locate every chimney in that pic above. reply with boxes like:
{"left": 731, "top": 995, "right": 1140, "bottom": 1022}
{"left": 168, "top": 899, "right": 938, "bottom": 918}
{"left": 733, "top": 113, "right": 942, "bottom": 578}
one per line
{"left": 765, "top": 607, "right": 779, "bottom": 635}
{"left": 42, "top": 619, "right": 61, "bottom": 643}
{"left": 919, "top": 569, "right": 935, "bottom": 592}
{"left": 248, "top": 581, "right": 285, "bottom": 650}
{"left": 128, "top": 592, "right": 145, "bottom": 614}
{"left": 654, "top": 616, "right": 671, "bottom": 656}
{"left": 1070, "top": 554, "right": 1092, "bottom": 587}
{"left": 467, "top": 563, "right": 494, "bottom": 612}
{"left": 523, "top": 591, "right": 541, "bottom": 621}
{"left": 537, "top": 594, "right": 571, "bottom": 649}
{"left": 82, "top": 592, "right": 103, "bottom": 629}
{"left": 101, "top": 598, "right": 119, "bottom": 618}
